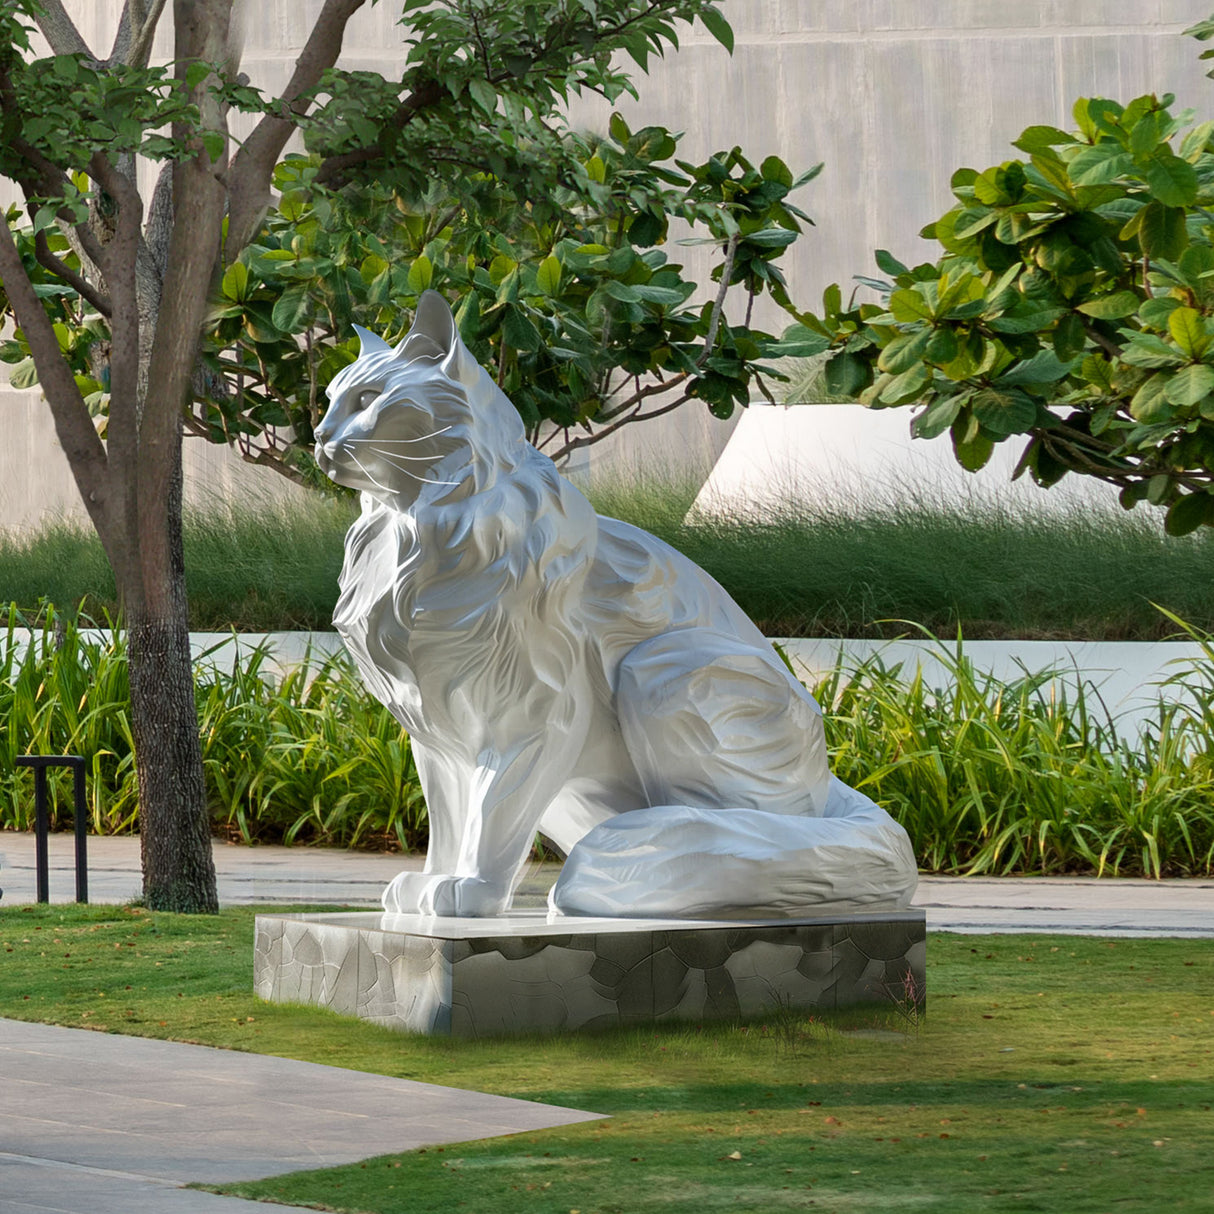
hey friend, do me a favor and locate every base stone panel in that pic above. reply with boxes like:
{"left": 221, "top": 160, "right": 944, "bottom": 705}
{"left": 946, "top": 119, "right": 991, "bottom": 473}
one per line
{"left": 254, "top": 910, "right": 925, "bottom": 1038}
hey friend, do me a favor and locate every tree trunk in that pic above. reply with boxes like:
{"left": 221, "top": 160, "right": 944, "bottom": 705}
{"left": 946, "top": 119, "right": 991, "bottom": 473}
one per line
{"left": 126, "top": 430, "right": 218, "bottom": 913}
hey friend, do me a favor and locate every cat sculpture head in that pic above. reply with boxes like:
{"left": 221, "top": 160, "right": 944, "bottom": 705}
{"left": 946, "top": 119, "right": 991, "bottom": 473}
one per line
{"left": 315, "top": 291, "right": 526, "bottom": 509}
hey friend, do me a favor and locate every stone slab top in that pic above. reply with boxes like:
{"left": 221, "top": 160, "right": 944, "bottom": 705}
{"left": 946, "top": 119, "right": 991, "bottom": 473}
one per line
{"left": 257, "top": 906, "right": 927, "bottom": 939}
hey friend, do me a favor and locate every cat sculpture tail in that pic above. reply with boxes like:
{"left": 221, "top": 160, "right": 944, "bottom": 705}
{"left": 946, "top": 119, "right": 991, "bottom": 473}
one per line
{"left": 550, "top": 779, "right": 918, "bottom": 919}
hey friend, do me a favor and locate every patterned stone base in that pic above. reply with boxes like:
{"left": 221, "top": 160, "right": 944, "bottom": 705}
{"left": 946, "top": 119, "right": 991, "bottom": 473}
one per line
{"left": 254, "top": 909, "right": 926, "bottom": 1038}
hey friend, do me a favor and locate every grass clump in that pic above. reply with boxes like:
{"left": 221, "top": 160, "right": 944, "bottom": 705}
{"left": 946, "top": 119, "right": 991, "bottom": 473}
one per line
{"left": 1, "top": 904, "right": 1211, "bottom": 1213}
{"left": 4, "top": 481, "right": 1214, "bottom": 638}
{"left": 4, "top": 608, "right": 1214, "bottom": 874}
{"left": 0, "top": 609, "right": 425, "bottom": 849}
{"left": 0, "top": 493, "right": 356, "bottom": 632}
{"left": 589, "top": 474, "right": 1214, "bottom": 640}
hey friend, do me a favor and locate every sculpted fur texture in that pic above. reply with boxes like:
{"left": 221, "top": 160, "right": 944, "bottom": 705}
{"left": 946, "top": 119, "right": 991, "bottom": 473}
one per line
{"left": 315, "top": 292, "right": 917, "bottom": 918}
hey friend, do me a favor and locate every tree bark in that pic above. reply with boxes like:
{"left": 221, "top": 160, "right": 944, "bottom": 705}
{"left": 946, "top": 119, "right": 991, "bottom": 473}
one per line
{"left": 127, "top": 428, "right": 218, "bottom": 913}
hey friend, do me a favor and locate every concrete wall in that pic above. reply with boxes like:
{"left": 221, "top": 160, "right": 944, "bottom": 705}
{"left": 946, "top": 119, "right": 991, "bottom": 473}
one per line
{"left": 3, "top": 1, "right": 1211, "bottom": 528}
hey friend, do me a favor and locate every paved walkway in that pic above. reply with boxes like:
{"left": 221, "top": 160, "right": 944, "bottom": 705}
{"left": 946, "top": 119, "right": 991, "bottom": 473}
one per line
{"left": 0, "top": 1019, "right": 603, "bottom": 1214}
{"left": 1, "top": 831, "right": 1211, "bottom": 936}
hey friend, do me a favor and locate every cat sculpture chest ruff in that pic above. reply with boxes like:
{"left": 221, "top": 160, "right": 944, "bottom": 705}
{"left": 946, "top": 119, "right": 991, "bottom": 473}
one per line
{"left": 315, "top": 291, "right": 918, "bottom": 919}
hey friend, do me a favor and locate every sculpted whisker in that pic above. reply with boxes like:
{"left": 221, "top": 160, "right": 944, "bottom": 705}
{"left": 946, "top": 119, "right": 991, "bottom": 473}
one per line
{"left": 348, "top": 452, "right": 395, "bottom": 495}
{"left": 373, "top": 449, "right": 462, "bottom": 487}
{"left": 345, "top": 427, "right": 452, "bottom": 446}
{"left": 368, "top": 446, "right": 438, "bottom": 462}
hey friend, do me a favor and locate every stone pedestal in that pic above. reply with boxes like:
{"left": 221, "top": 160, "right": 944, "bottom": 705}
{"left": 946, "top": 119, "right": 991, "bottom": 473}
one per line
{"left": 254, "top": 909, "right": 925, "bottom": 1038}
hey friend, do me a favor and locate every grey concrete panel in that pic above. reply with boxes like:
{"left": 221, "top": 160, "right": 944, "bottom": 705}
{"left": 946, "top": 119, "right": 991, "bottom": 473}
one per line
{"left": 0, "top": 1154, "right": 278, "bottom": 1214}
{"left": 0, "top": 1018, "right": 604, "bottom": 1195}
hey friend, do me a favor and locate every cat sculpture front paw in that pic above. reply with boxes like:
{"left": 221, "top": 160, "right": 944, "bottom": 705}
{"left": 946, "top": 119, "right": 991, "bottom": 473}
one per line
{"left": 382, "top": 871, "right": 509, "bottom": 917}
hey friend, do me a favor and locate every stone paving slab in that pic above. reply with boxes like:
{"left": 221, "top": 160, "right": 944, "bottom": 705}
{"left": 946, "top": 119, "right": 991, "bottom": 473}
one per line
{"left": 1, "top": 1154, "right": 278, "bottom": 1214}
{"left": 0, "top": 1019, "right": 603, "bottom": 1184}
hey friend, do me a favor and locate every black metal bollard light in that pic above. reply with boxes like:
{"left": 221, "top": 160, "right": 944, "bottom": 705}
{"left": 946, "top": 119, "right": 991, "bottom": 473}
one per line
{"left": 15, "top": 755, "right": 89, "bottom": 903}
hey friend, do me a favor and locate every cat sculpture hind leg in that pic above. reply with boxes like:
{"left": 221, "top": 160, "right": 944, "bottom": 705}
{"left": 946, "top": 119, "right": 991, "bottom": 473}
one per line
{"left": 315, "top": 291, "right": 917, "bottom": 919}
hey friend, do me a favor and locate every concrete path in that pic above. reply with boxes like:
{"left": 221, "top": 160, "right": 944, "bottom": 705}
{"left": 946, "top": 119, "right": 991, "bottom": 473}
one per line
{"left": 0, "top": 1018, "right": 604, "bottom": 1214}
{"left": 1, "top": 830, "right": 1212, "bottom": 936}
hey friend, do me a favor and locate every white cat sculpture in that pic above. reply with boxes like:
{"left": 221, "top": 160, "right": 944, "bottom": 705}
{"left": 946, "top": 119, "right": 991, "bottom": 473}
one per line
{"left": 315, "top": 291, "right": 918, "bottom": 919}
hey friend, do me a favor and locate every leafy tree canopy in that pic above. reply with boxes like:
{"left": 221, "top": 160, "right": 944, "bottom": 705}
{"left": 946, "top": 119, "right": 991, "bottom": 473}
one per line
{"left": 1, "top": 1, "right": 820, "bottom": 487}
{"left": 791, "top": 15, "right": 1214, "bottom": 535}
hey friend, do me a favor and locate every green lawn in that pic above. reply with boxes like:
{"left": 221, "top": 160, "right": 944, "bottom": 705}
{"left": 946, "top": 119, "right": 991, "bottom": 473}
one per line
{"left": 1, "top": 904, "right": 1210, "bottom": 1212}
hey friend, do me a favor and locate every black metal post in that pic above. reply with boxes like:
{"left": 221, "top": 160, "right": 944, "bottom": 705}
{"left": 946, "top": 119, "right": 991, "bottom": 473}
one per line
{"left": 72, "top": 757, "right": 88, "bottom": 903}
{"left": 15, "top": 755, "right": 89, "bottom": 904}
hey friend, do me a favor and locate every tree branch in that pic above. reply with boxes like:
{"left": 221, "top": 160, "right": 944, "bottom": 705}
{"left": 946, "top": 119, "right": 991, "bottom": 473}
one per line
{"left": 89, "top": 151, "right": 143, "bottom": 417}
{"left": 697, "top": 232, "right": 738, "bottom": 367}
{"left": 32, "top": 230, "right": 112, "bottom": 315}
{"left": 312, "top": 77, "right": 447, "bottom": 189}
{"left": 127, "top": 0, "right": 169, "bottom": 67}
{"left": 29, "top": 0, "right": 92, "bottom": 57}
{"left": 595, "top": 369, "right": 690, "bottom": 422}
{"left": 0, "top": 213, "right": 111, "bottom": 533}
{"left": 542, "top": 390, "right": 694, "bottom": 460}
{"left": 225, "top": 0, "right": 369, "bottom": 258}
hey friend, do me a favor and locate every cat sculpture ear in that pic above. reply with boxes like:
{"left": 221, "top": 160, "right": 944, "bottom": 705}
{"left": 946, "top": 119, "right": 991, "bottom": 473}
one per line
{"left": 396, "top": 290, "right": 479, "bottom": 387}
{"left": 352, "top": 324, "right": 392, "bottom": 356}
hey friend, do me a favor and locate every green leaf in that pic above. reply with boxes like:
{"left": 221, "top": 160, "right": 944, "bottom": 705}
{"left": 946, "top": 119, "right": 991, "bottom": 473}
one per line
{"left": 874, "top": 249, "right": 909, "bottom": 277}
{"left": 925, "top": 327, "right": 959, "bottom": 364}
{"left": 1163, "top": 363, "right": 1214, "bottom": 407}
{"left": 1129, "top": 372, "right": 1174, "bottom": 422}
{"left": 1119, "top": 333, "right": 1186, "bottom": 368}
{"left": 1168, "top": 306, "right": 1207, "bottom": 358}
{"left": 953, "top": 427, "right": 995, "bottom": 472}
{"left": 1076, "top": 291, "right": 1140, "bottom": 320}
{"left": 585, "top": 154, "right": 607, "bottom": 184}
{"left": 407, "top": 253, "right": 434, "bottom": 293}
{"left": 600, "top": 279, "right": 641, "bottom": 303}
{"left": 8, "top": 356, "right": 38, "bottom": 390}
{"left": 889, "top": 288, "right": 934, "bottom": 323}
{"left": 1137, "top": 201, "right": 1188, "bottom": 260}
{"left": 501, "top": 303, "right": 540, "bottom": 352}
{"left": 743, "top": 227, "right": 798, "bottom": 249}
{"left": 184, "top": 61, "right": 211, "bottom": 91}
{"left": 878, "top": 362, "right": 930, "bottom": 405}
{"left": 271, "top": 283, "right": 310, "bottom": 332}
{"left": 878, "top": 329, "right": 932, "bottom": 374}
{"left": 200, "top": 130, "right": 225, "bottom": 164}
{"left": 760, "top": 155, "right": 793, "bottom": 188}
{"left": 972, "top": 387, "right": 1038, "bottom": 436}
{"left": 536, "top": 255, "right": 561, "bottom": 296}
{"left": 1144, "top": 149, "right": 1199, "bottom": 207}
{"left": 629, "top": 211, "right": 663, "bottom": 246}
{"left": 1053, "top": 312, "right": 1087, "bottom": 361}
{"left": 631, "top": 283, "right": 688, "bottom": 305}
{"left": 699, "top": 5, "right": 734, "bottom": 53}
{"left": 609, "top": 113, "right": 631, "bottom": 144}
{"left": 911, "top": 394, "right": 962, "bottom": 439}
{"left": 1068, "top": 144, "right": 1132, "bottom": 185}
{"left": 221, "top": 260, "right": 249, "bottom": 301}
{"left": 1012, "top": 125, "right": 1073, "bottom": 153}
{"left": 1139, "top": 297, "right": 1181, "bottom": 329}
{"left": 823, "top": 351, "right": 867, "bottom": 397}
{"left": 1166, "top": 492, "right": 1214, "bottom": 536}
{"left": 995, "top": 349, "right": 1074, "bottom": 387}
{"left": 769, "top": 324, "right": 830, "bottom": 358}
{"left": 468, "top": 77, "right": 497, "bottom": 114}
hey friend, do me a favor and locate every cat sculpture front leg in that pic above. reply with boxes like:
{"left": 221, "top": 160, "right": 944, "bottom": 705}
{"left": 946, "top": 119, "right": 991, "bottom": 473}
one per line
{"left": 382, "top": 676, "right": 592, "bottom": 918}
